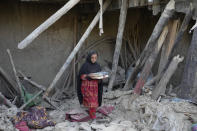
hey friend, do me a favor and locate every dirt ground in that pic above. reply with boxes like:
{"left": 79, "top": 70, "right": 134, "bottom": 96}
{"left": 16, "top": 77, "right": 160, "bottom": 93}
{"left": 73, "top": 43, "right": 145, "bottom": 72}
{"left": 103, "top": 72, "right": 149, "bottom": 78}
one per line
{"left": 1, "top": 89, "right": 197, "bottom": 131}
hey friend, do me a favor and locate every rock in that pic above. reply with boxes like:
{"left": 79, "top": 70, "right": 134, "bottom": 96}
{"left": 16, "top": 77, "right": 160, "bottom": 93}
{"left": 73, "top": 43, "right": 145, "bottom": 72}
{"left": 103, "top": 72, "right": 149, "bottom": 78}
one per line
{"left": 79, "top": 122, "right": 91, "bottom": 131}
{"left": 55, "top": 121, "right": 79, "bottom": 131}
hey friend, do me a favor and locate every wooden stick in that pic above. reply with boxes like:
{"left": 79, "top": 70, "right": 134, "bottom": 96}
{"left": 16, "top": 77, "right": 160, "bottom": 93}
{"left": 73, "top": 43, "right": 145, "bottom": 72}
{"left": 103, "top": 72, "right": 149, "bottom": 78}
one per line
{"left": 133, "top": 26, "right": 168, "bottom": 94}
{"left": 17, "top": 0, "right": 80, "bottom": 49}
{"left": 43, "top": 0, "right": 112, "bottom": 98}
{"left": 0, "top": 92, "right": 15, "bottom": 108}
{"left": 123, "top": 0, "right": 175, "bottom": 90}
{"left": 108, "top": 0, "right": 129, "bottom": 90}
{"left": 152, "top": 55, "right": 184, "bottom": 100}
{"left": 7, "top": 49, "right": 24, "bottom": 102}
{"left": 18, "top": 70, "right": 46, "bottom": 91}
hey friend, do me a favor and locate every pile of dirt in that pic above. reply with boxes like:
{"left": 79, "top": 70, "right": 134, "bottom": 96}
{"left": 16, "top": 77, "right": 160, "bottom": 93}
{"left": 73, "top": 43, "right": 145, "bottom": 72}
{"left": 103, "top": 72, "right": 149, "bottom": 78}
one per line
{"left": 0, "top": 105, "right": 18, "bottom": 131}
{"left": 1, "top": 90, "right": 197, "bottom": 131}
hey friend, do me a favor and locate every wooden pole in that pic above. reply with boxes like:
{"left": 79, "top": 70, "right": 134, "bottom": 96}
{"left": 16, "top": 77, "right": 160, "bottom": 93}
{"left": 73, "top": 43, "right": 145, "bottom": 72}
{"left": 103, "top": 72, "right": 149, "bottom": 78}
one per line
{"left": 123, "top": 0, "right": 175, "bottom": 90}
{"left": 152, "top": 55, "right": 184, "bottom": 100}
{"left": 108, "top": 0, "right": 129, "bottom": 90}
{"left": 7, "top": 49, "right": 24, "bottom": 102}
{"left": 43, "top": 0, "right": 112, "bottom": 98}
{"left": 133, "top": 26, "right": 168, "bottom": 94}
{"left": 73, "top": 14, "right": 78, "bottom": 91}
{"left": 17, "top": 0, "right": 80, "bottom": 49}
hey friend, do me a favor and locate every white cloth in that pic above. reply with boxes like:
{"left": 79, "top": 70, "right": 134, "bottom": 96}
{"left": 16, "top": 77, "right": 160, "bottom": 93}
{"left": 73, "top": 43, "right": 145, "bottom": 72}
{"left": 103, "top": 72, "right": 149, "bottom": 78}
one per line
{"left": 99, "top": 0, "right": 104, "bottom": 36}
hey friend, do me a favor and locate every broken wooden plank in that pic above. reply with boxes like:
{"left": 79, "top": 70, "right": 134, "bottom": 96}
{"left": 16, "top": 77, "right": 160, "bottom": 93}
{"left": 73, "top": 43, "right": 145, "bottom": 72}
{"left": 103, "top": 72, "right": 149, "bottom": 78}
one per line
{"left": 108, "top": 0, "right": 129, "bottom": 90}
{"left": 18, "top": 0, "right": 80, "bottom": 49}
{"left": 152, "top": 55, "right": 184, "bottom": 100}
{"left": 123, "top": 0, "right": 175, "bottom": 90}
{"left": 7, "top": 49, "right": 24, "bottom": 102}
{"left": 158, "top": 20, "right": 179, "bottom": 74}
{"left": 167, "top": 4, "right": 193, "bottom": 62}
{"left": 0, "top": 92, "right": 16, "bottom": 108}
{"left": 43, "top": 0, "right": 112, "bottom": 98}
{"left": 134, "top": 26, "right": 168, "bottom": 94}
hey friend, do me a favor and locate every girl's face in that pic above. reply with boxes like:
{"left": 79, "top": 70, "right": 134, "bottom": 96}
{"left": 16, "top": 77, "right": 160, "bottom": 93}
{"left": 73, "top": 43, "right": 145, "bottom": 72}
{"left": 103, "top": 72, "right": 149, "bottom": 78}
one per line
{"left": 91, "top": 54, "right": 97, "bottom": 63}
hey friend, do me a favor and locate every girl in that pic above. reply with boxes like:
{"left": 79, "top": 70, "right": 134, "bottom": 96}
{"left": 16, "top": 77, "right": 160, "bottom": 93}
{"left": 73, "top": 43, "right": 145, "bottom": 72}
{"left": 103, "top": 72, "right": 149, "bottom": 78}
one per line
{"left": 77, "top": 51, "right": 103, "bottom": 119}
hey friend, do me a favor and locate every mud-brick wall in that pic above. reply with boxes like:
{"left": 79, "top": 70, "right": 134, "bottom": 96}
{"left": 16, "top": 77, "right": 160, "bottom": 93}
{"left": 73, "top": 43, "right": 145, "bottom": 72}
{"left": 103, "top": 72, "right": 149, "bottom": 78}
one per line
{"left": 0, "top": 2, "right": 75, "bottom": 88}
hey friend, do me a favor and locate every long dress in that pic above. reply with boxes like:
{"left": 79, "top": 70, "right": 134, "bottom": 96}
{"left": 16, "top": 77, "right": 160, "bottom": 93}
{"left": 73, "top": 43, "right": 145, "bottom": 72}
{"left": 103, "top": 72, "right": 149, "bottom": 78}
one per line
{"left": 77, "top": 52, "right": 103, "bottom": 119}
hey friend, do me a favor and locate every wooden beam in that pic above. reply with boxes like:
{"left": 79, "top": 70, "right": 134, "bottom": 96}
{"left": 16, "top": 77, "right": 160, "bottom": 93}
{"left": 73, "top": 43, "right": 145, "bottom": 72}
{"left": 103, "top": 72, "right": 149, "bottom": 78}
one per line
{"left": 108, "top": 0, "right": 129, "bottom": 90}
{"left": 158, "top": 20, "right": 179, "bottom": 74}
{"left": 7, "top": 49, "right": 24, "bottom": 103}
{"left": 133, "top": 26, "right": 168, "bottom": 94}
{"left": 123, "top": 0, "right": 175, "bottom": 90}
{"left": 43, "top": 0, "right": 112, "bottom": 98}
{"left": 152, "top": 55, "right": 184, "bottom": 100}
{"left": 18, "top": 0, "right": 80, "bottom": 49}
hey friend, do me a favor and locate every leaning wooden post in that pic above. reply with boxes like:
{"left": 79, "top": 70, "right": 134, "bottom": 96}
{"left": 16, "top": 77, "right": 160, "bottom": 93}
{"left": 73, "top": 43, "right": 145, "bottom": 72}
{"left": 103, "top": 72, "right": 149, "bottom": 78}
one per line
{"left": 17, "top": 0, "right": 80, "bottom": 49}
{"left": 152, "top": 55, "right": 184, "bottom": 100}
{"left": 134, "top": 26, "right": 168, "bottom": 94}
{"left": 108, "top": 0, "right": 129, "bottom": 90}
{"left": 43, "top": 0, "right": 112, "bottom": 98}
{"left": 144, "top": 5, "right": 193, "bottom": 86}
{"left": 7, "top": 49, "right": 24, "bottom": 103}
{"left": 123, "top": 0, "right": 175, "bottom": 90}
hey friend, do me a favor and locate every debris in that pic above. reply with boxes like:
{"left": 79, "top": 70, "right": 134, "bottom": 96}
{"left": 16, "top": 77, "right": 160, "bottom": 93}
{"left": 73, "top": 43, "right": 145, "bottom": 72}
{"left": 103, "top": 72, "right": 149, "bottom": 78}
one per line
{"left": 0, "top": 92, "right": 16, "bottom": 108}
{"left": 123, "top": 0, "right": 175, "bottom": 90}
{"left": 0, "top": 105, "right": 18, "bottom": 131}
{"left": 134, "top": 25, "right": 168, "bottom": 95}
{"left": 152, "top": 55, "right": 184, "bottom": 100}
